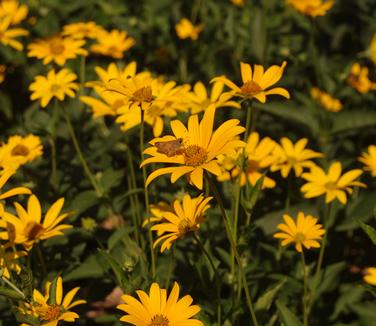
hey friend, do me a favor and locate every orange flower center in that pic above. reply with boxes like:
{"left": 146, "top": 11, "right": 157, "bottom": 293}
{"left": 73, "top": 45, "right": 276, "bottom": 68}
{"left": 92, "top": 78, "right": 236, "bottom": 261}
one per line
{"left": 107, "top": 45, "right": 118, "bottom": 54}
{"left": 131, "top": 86, "right": 153, "bottom": 103}
{"left": 178, "top": 219, "right": 193, "bottom": 236}
{"left": 240, "top": 81, "right": 263, "bottom": 97}
{"left": 11, "top": 144, "right": 30, "bottom": 157}
{"left": 184, "top": 145, "right": 208, "bottom": 166}
{"left": 294, "top": 232, "right": 306, "bottom": 243}
{"left": 324, "top": 181, "right": 338, "bottom": 191}
{"left": 246, "top": 159, "right": 260, "bottom": 172}
{"left": 286, "top": 156, "right": 297, "bottom": 165}
{"left": 50, "top": 83, "right": 61, "bottom": 93}
{"left": 146, "top": 105, "right": 164, "bottom": 119}
{"left": 25, "top": 222, "right": 44, "bottom": 240}
{"left": 149, "top": 314, "right": 169, "bottom": 326}
{"left": 49, "top": 39, "right": 65, "bottom": 55}
{"left": 35, "top": 304, "right": 63, "bottom": 321}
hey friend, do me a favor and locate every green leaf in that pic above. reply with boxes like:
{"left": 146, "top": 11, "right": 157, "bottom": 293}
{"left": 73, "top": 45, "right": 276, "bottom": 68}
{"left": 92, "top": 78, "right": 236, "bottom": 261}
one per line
{"left": 359, "top": 221, "right": 376, "bottom": 246}
{"left": 241, "top": 175, "right": 264, "bottom": 214}
{"left": 13, "top": 311, "right": 40, "bottom": 326}
{"left": 255, "top": 279, "right": 286, "bottom": 312}
{"left": 48, "top": 275, "right": 59, "bottom": 305}
{"left": 314, "top": 262, "right": 346, "bottom": 295}
{"left": 0, "top": 286, "right": 25, "bottom": 300}
{"left": 276, "top": 300, "right": 302, "bottom": 326}
{"left": 97, "top": 249, "right": 127, "bottom": 289}
{"left": 64, "top": 254, "right": 104, "bottom": 281}
{"left": 331, "top": 111, "right": 376, "bottom": 135}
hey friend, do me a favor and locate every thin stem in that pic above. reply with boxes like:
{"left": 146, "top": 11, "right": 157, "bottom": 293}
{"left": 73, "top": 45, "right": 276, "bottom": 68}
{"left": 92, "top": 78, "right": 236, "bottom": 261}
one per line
{"left": 36, "top": 244, "right": 47, "bottom": 276}
{"left": 301, "top": 251, "right": 309, "bottom": 326}
{"left": 285, "top": 173, "right": 293, "bottom": 212}
{"left": 48, "top": 137, "right": 57, "bottom": 189}
{"left": 127, "top": 177, "right": 140, "bottom": 246}
{"left": 1, "top": 276, "right": 25, "bottom": 299}
{"left": 165, "top": 248, "right": 174, "bottom": 290}
{"left": 193, "top": 233, "right": 217, "bottom": 274}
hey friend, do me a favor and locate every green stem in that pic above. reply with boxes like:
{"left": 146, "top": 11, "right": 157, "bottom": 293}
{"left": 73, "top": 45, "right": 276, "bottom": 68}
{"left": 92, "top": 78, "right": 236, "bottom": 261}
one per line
{"left": 165, "top": 248, "right": 174, "bottom": 290}
{"left": 35, "top": 244, "right": 47, "bottom": 276}
{"left": 48, "top": 137, "right": 58, "bottom": 189}
{"left": 301, "top": 251, "right": 309, "bottom": 326}
{"left": 127, "top": 177, "right": 140, "bottom": 246}
{"left": 193, "top": 233, "right": 217, "bottom": 274}
{"left": 1, "top": 275, "right": 25, "bottom": 300}
{"left": 285, "top": 173, "right": 293, "bottom": 212}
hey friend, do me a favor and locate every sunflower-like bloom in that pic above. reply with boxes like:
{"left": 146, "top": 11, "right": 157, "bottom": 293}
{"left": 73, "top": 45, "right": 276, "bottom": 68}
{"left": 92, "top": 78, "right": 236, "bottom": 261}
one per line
{"left": 370, "top": 33, "right": 376, "bottom": 66}
{"left": 117, "top": 282, "right": 202, "bottom": 325}
{"left": 27, "top": 35, "right": 88, "bottom": 66}
{"left": 20, "top": 276, "right": 86, "bottom": 325}
{"left": 358, "top": 145, "right": 376, "bottom": 177}
{"left": 90, "top": 29, "right": 135, "bottom": 59}
{"left": 347, "top": 63, "right": 376, "bottom": 94}
{"left": 0, "top": 0, "right": 28, "bottom": 25}
{"left": 230, "top": 0, "right": 245, "bottom": 7}
{"left": 311, "top": 87, "right": 343, "bottom": 112}
{"left": 274, "top": 212, "right": 325, "bottom": 252}
{"left": 212, "top": 61, "right": 290, "bottom": 103}
{"left": 301, "top": 162, "right": 366, "bottom": 204}
{"left": 364, "top": 267, "right": 376, "bottom": 286}
{"left": 148, "top": 194, "right": 212, "bottom": 252}
{"left": 270, "top": 137, "right": 323, "bottom": 178}
{"left": 286, "top": 0, "right": 334, "bottom": 17}
{"left": 0, "top": 244, "right": 27, "bottom": 279}
{"left": 175, "top": 18, "right": 203, "bottom": 40}
{"left": 0, "top": 168, "right": 31, "bottom": 200}
{"left": 0, "top": 194, "right": 71, "bottom": 250}
{"left": 142, "top": 106, "right": 245, "bottom": 189}
{"left": 62, "top": 21, "right": 105, "bottom": 39}
{"left": 0, "top": 16, "right": 28, "bottom": 51}
{"left": 188, "top": 81, "right": 240, "bottom": 114}
{"left": 29, "top": 69, "right": 79, "bottom": 108}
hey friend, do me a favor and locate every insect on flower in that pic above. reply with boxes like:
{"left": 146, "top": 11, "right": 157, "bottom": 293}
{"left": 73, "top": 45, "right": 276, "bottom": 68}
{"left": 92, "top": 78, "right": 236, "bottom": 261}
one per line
{"left": 155, "top": 138, "right": 185, "bottom": 157}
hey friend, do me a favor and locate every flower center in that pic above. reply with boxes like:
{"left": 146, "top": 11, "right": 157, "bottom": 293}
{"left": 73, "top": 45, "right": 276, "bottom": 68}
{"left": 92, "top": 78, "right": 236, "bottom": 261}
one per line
{"left": 107, "top": 45, "right": 118, "bottom": 53}
{"left": 184, "top": 145, "right": 208, "bottom": 166}
{"left": 178, "top": 219, "right": 192, "bottom": 236}
{"left": 35, "top": 304, "right": 63, "bottom": 322}
{"left": 50, "top": 83, "right": 61, "bottom": 93}
{"left": 286, "top": 156, "right": 297, "bottom": 165}
{"left": 24, "top": 222, "right": 44, "bottom": 240}
{"left": 146, "top": 105, "right": 164, "bottom": 118}
{"left": 240, "top": 81, "right": 263, "bottom": 97}
{"left": 325, "top": 181, "right": 338, "bottom": 191}
{"left": 11, "top": 144, "right": 29, "bottom": 157}
{"left": 246, "top": 159, "right": 260, "bottom": 172}
{"left": 49, "top": 39, "right": 65, "bottom": 55}
{"left": 149, "top": 314, "right": 169, "bottom": 326}
{"left": 131, "top": 86, "right": 153, "bottom": 103}
{"left": 294, "top": 232, "right": 306, "bottom": 244}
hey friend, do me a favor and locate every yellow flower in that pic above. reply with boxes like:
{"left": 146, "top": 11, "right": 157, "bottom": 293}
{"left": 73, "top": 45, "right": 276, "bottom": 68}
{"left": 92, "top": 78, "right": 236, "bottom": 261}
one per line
{"left": 370, "top": 33, "right": 376, "bottom": 66}
{"left": 0, "top": 16, "right": 28, "bottom": 51}
{"left": 270, "top": 137, "right": 323, "bottom": 178}
{"left": 273, "top": 212, "right": 325, "bottom": 252}
{"left": 286, "top": 0, "right": 334, "bottom": 17}
{"left": 0, "top": 168, "right": 31, "bottom": 201}
{"left": 347, "top": 63, "right": 376, "bottom": 94}
{"left": 141, "top": 106, "right": 245, "bottom": 190}
{"left": 117, "top": 282, "right": 202, "bottom": 325}
{"left": 90, "top": 29, "right": 135, "bottom": 59}
{"left": 62, "top": 21, "right": 105, "bottom": 39}
{"left": 148, "top": 194, "right": 212, "bottom": 252}
{"left": 311, "top": 87, "right": 343, "bottom": 112}
{"left": 188, "top": 81, "right": 240, "bottom": 114}
{"left": 143, "top": 201, "right": 172, "bottom": 230}
{"left": 29, "top": 69, "right": 79, "bottom": 108}
{"left": 175, "top": 18, "right": 203, "bottom": 40}
{"left": 28, "top": 35, "right": 88, "bottom": 66}
{"left": 0, "top": 194, "right": 72, "bottom": 250}
{"left": 358, "top": 145, "right": 376, "bottom": 177}
{"left": 230, "top": 0, "right": 245, "bottom": 7}
{"left": 301, "top": 162, "right": 366, "bottom": 204}
{"left": 0, "top": 0, "right": 28, "bottom": 25}
{"left": 0, "top": 244, "right": 27, "bottom": 279}
{"left": 364, "top": 267, "right": 376, "bottom": 286}
{"left": 0, "top": 64, "right": 5, "bottom": 83}
{"left": 212, "top": 61, "right": 290, "bottom": 103}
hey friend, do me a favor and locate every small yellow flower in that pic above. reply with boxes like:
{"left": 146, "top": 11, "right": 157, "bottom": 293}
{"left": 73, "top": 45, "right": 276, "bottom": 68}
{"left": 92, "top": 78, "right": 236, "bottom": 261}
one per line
{"left": 28, "top": 35, "right": 88, "bottom": 66}
{"left": 90, "top": 29, "right": 135, "bottom": 59}
{"left": 286, "top": 0, "right": 334, "bottom": 17}
{"left": 0, "top": 244, "right": 27, "bottom": 279}
{"left": 230, "top": 0, "right": 245, "bottom": 7}
{"left": 117, "top": 282, "right": 202, "bottom": 325}
{"left": 62, "top": 21, "right": 105, "bottom": 39}
{"left": 368, "top": 33, "right": 376, "bottom": 65}
{"left": 270, "top": 137, "right": 323, "bottom": 178}
{"left": 0, "top": 0, "right": 28, "bottom": 25}
{"left": 29, "top": 69, "right": 79, "bottom": 108}
{"left": 311, "top": 87, "right": 343, "bottom": 112}
{"left": 212, "top": 61, "right": 290, "bottom": 103}
{"left": 0, "top": 16, "right": 28, "bottom": 51}
{"left": 347, "top": 63, "right": 376, "bottom": 94}
{"left": 175, "top": 18, "right": 203, "bottom": 40}
{"left": 358, "top": 145, "right": 376, "bottom": 177}
{"left": 0, "top": 194, "right": 72, "bottom": 250}
{"left": 274, "top": 212, "right": 325, "bottom": 252}
{"left": 301, "top": 162, "right": 366, "bottom": 204}
{"left": 364, "top": 267, "right": 376, "bottom": 286}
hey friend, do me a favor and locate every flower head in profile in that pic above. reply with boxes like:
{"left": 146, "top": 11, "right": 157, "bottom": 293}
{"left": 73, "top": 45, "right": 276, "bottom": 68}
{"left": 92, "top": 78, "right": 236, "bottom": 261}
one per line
{"left": 175, "top": 18, "right": 203, "bottom": 40}
{"left": 364, "top": 267, "right": 376, "bottom": 286}
{"left": 90, "top": 29, "right": 135, "bottom": 59}
{"left": 286, "top": 0, "right": 334, "bottom": 17}
{"left": 0, "top": 194, "right": 71, "bottom": 250}
{"left": 0, "top": 16, "right": 28, "bottom": 51}
{"left": 148, "top": 194, "right": 212, "bottom": 252}
{"left": 62, "top": 21, "right": 105, "bottom": 39}
{"left": 142, "top": 105, "right": 245, "bottom": 189}
{"left": 301, "top": 162, "right": 366, "bottom": 204}
{"left": 358, "top": 145, "right": 376, "bottom": 177}
{"left": 0, "top": 0, "right": 28, "bottom": 25}
{"left": 311, "top": 87, "right": 343, "bottom": 112}
{"left": 274, "top": 212, "right": 325, "bottom": 252}
{"left": 270, "top": 137, "right": 323, "bottom": 178}
{"left": 0, "top": 168, "right": 31, "bottom": 201}
{"left": 117, "top": 282, "right": 202, "bottom": 325}
{"left": 212, "top": 61, "right": 290, "bottom": 103}
{"left": 347, "top": 63, "right": 376, "bottom": 94}
{"left": 29, "top": 69, "right": 79, "bottom": 108}
{"left": 0, "top": 244, "right": 27, "bottom": 279}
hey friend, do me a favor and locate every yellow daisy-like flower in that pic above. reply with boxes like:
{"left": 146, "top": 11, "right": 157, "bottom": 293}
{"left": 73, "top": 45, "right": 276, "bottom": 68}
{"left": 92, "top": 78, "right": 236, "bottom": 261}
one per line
{"left": 0, "top": 0, "right": 28, "bottom": 25}
{"left": 117, "top": 282, "right": 203, "bottom": 325}
{"left": 143, "top": 201, "right": 172, "bottom": 229}
{"left": 0, "top": 64, "right": 5, "bottom": 83}
{"left": 62, "top": 21, "right": 105, "bottom": 39}
{"left": 0, "top": 16, "right": 28, "bottom": 51}
{"left": 212, "top": 61, "right": 290, "bottom": 103}
{"left": 90, "top": 29, "right": 135, "bottom": 59}
{"left": 27, "top": 35, "right": 88, "bottom": 66}
{"left": 0, "top": 194, "right": 72, "bottom": 250}
{"left": 148, "top": 194, "right": 212, "bottom": 252}
{"left": 301, "top": 162, "right": 366, "bottom": 204}
{"left": 370, "top": 33, "right": 376, "bottom": 66}
{"left": 230, "top": 0, "right": 245, "bottom": 7}
{"left": 141, "top": 105, "right": 245, "bottom": 190}
{"left": 311, "top": 87, "right": 343, "bottom": 112}
{"left": 286, "top": 0, "right": 334, "bottom": 17}
{"left": 0, "top": 168, "right": 31, "bottom": 201}
{"left": 188, "top": 81, "right": 240, "bottom": 114}
{"left": 175, "top": 18, "right": 203, "bottom": 40}
{"left": 347, "top": 63, "right": 376, "bottom": 94}
{"left": 270, "top": 137, "right": 323, "bottom": 178}
{"left": 358, "top": 145, "right": 376, "bottom": 177}
{"left": 364, "top": 267, "right": 376, "bottom": 286}
{"left": 273, "top": 212, "right": 325, "bottom": 252}
{"left": 0, "top": 244, "right": 27, "bottom": 279}
{"left": 29, "top": 69, "right": 79, "bottom": 108}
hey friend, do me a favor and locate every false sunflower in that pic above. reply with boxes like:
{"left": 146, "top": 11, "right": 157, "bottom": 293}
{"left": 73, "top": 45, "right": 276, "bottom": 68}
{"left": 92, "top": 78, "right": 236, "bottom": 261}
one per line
{"left": 0, "top": 16, "right": 28, "bottom": 51}
{"left": 286, "top": 0, "right": 334, "bottom": 17}
{"left": 62, "top": 21, "right": 105, "bottom": 39}
{"left": 347, "top": 63, "right": 376, "bottom": 94}
{"left": 0, "top": 168, "right": 31, "bottom": 200}
{"left": 301, "top": 162, "right": 366, "bottom": 204}
{"left": 0, "top": 0, "right": 28, "bottom": 25}
{"left": 175, "top": 18, "right": 203, "bottom": 40}
{"left": 364, "top": 267, "right": 376, "bottom": 286}
{"left": 117, "top": 282, "right": 203, "bottom": 325}
{"left": 311, "top": 87, "right": 343, "bottom": 112}
{"left": 141, "top": 105, "right": 245, "bottom": 190}
{"left": 358, "top": 145, "right": 376, "bottom": 177}
{"left": 274, "top": 212, "right": 325, "bottom": 252}
{"left": 212, "top": 61, "right": 290, "bottom": 103}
